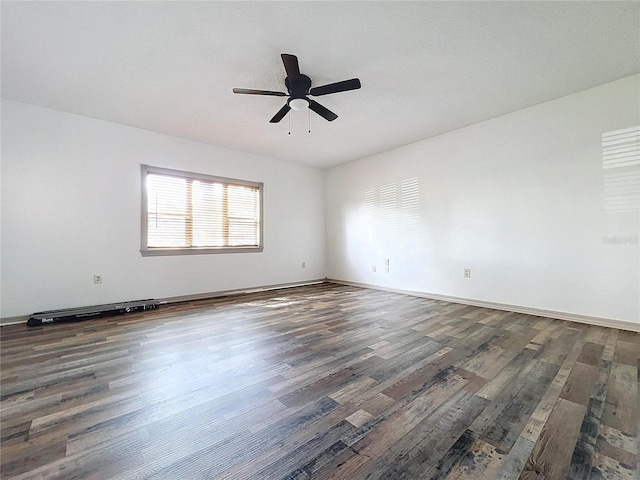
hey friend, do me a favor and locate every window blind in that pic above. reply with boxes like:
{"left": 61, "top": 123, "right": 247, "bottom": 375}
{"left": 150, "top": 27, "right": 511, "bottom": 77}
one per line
{"left": 141, "top": 165, "right": 263, "bottom": 255}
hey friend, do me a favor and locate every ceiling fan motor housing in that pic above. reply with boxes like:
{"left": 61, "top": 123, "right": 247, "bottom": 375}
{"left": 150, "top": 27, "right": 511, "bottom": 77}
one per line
{"left": 285, "top": 74, "right": 312, "bottom": 99}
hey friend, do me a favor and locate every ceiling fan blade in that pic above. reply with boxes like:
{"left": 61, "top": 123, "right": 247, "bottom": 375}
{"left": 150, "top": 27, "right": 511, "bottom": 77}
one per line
{"left": 309, "top": 78, "right": 361, "bottom": 97}
{"left": 281, "top": 54, "right": 301, "bottom": 81}
{"left": 233, "top": 88, "right": 287, "bottom": 96}
{"left": 308, "top": 99, "right": 338, "bottom": 122}
{"left": 269, "top": 104, "right": 291, "bottom": 123}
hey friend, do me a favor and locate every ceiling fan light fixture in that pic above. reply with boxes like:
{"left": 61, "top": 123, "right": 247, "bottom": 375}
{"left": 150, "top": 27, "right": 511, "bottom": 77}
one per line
{"left": 289, "top": 98, "right": 309, "bottom": 111}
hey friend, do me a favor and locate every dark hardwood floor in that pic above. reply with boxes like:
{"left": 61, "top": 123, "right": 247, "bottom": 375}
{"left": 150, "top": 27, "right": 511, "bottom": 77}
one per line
{"left": 1, "top": 282, "right": 638, "bottom": 479}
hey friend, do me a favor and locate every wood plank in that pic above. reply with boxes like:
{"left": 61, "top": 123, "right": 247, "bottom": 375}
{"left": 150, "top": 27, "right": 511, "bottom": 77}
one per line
{"left": 444, "top": 437, "right": 506, "bottom": 480}
{"left": 560, "top": 362, "right": 598, "bottom": 407}
{"left": 518, "top": 398, "right": 586, "bottom": 479}
{"left": 601, "top": 362, "right": 638, "bottom": 436}
{"left": 565, "top": 354, "right": 612, "bottom": 480}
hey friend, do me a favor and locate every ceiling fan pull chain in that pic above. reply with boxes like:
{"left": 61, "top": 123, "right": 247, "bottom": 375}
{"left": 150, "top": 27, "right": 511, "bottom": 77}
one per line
{"left": 288, "top": 112, "right": 291, "bottom": 135}
{"left": 308, "top": 108, "right": 311, "bottom": 134}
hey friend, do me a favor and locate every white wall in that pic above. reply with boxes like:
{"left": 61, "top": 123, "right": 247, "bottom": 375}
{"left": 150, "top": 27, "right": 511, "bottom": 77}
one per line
{"left": 325, "top": 75, "right": 640, "bottom": 325}
{"left": 1, "top": 100, "right": 326, "bottom": 318}
{"left": 3, "top": 76, "right": 639, "bottom": 325}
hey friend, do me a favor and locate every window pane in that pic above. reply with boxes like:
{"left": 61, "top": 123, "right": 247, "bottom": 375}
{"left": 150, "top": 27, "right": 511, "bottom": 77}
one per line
{"left": 148, "top": 217, "right": 188, "bottom": 247}
{"left": 228, "top": 185, "right": 260, "bottom": 247}
{"left": 147, "top": 175, "right": 187, "bottom": 215}
{"left": 192, "top": 181, "right": 225, "bottom": 247}
{"left": 228, "top": 185, "right": 259, "bottom": 218}
{"left": 147, "top": 174, "right": 188, "bottom": 247}
{"left": 229, "top": 218, "right": 259, "bottom": 246}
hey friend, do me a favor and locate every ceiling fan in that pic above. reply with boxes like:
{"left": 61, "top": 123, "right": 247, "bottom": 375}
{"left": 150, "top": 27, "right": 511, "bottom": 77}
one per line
{"left": 233, "top": 53, "right": 361, "bottom": 123}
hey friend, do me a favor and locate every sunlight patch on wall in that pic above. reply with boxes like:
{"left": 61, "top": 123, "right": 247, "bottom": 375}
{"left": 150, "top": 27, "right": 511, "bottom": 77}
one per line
{"left": 602, "top": 125, "right": 640, "bottom": 213}
{"left": 401, "top": 177, "right": 420, "bottom": 236}
{"left": 364, "top": 187, "right": 376, "bottom": 242}
{"left": 379, "top": 183, "right": 398, "bottom": 228}
{"left": 362, "top": 178, "right": 420, "bottom": 245}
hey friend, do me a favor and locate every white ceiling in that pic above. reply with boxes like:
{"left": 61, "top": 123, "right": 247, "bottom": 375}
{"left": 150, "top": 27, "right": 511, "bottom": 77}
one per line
{"left": 2, "top": 1, "right": 639, "bottom": 169}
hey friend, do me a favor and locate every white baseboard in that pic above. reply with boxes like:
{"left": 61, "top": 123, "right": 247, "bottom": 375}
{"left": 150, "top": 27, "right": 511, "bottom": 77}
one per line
{"left": 4, "top": 279, "right": 637, "bottom": 333}
{"left": 326, "top": 278, "right": 640, "bottom": 333}
{"left": 0, "top": 315, "right": 29, "bottom": 326}
{"left": 157, "top": 279, "right": 326, "bottom": 304}
{"left": 0, "top": 279, "right": 326, "bottom": 326}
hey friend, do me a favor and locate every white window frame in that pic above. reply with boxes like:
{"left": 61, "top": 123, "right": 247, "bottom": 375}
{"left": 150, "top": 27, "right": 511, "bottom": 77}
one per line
{"left": 141, "top": 164, "right": 263, "bottom": 256}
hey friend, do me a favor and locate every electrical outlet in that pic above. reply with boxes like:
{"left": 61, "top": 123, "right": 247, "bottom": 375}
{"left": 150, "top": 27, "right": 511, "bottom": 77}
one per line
{"left": 464, "top": 268, "right": 471, "bottom": 278}
{"left": 371, "top": 266, "right": 377, "bottom": 273}
{"left": 384, "top": 259, "right": 390, "bottom": 273}
{"left": 93, "top": 274, "right": 102, "bottom": 284}
{"left": 301, "top": 262, "right": 306, "bottom": 269}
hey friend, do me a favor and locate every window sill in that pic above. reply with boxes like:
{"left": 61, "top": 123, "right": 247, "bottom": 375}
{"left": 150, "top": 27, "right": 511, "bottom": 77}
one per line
{"left": 141, "top": 246, "right": 264, "bottom": 256}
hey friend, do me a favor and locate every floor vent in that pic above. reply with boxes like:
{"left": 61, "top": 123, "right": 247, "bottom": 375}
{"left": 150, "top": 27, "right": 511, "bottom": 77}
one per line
{"left": 27, "top": 299, "right": 160, "bottom": 327}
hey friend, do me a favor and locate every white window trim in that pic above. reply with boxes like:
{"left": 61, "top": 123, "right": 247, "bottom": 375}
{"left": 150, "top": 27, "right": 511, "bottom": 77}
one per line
{"left": 140, "top": 164, "right": 264, "bottom": 256}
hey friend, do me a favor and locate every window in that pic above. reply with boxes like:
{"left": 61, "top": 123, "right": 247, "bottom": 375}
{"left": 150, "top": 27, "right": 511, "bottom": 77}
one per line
{"left": 141, "top": 165, "right": 263, "bottom": 256}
